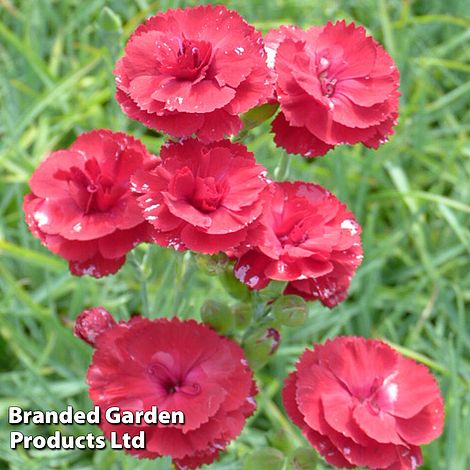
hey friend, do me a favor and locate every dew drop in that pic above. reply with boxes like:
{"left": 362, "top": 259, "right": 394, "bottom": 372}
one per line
{"left": 144, "top": 204, "right": 160, "bottom": 212}
{"left": 34, "top": 211, "right": 49, "bottom": 227}
{"left": 340, "top": 219, "right": 358, "bottom": 236}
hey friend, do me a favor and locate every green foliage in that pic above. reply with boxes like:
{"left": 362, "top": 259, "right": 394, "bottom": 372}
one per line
{"left": 0, "top": 0, "right": 469, "bottom": 469}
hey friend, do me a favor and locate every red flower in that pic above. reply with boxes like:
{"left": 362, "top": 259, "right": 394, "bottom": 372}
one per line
{"left": 234, "top": 182, "right": 362, "bottom": 307}
{"left": 283, "top": 337, "right": 444, "bottom": 469}
{"left": 23, "top": 130, "right": 158, "bottom": 278}
{"left": 77, "top": 309, "right": 256, "bottom": 469}
{"left": 267, "top": 21, "right": 399, "bottom": 157}
{"left": 114, "top": 5, "right": 273, "bottom": 143}
{"left": 132, "top": 139, "right": 269, "bottom": 254}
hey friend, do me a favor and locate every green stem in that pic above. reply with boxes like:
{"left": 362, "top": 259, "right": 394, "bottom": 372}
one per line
{"left": 262, "top": 394, "right": 304, "bottom": 448}
{"left": 173, "top": 251, "right": 189, "bottom": 313}
{"left": 131, "top": 250, "right": 150, "bottom": 317}
{"left": 274, "top": 152, "right": 291, "bottom": 180}
{"left": 241, "top": 294, "right": 272, "bottom": 342}
{"left": 140, "top": 275, "right": 150, "bottom": 317}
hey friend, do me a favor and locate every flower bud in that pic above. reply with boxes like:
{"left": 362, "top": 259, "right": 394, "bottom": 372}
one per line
{"left": 267, "top": 428, "right": 292, "bottom": 453}
{"left": 200, "top": 299, "right": 234, "bottom": 334}
{"left": 231, "top": 302, "right": 253, "bottom": 330}
{"left": 244, "top": 328, "right": 281, "bottom": 370}
{"left": 288, "top": 447, "right": 318, "bottom": 470}
{"left": 272, "top": 295, "right": 308, "bottom": 327}
{"left": 244, "top": 448, "right": 285, "bottom": 470}
{"left": 264, "top": 328, "right": 281, "bottom": 354}
{"left": 74, "top": 307, "right": 116, "bottom": 347}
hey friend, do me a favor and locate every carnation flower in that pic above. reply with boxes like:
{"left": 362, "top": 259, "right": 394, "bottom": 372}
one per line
{"left": 23, "top": 130, "right": 158, "bottom": 277}
{"left": 114, "top": 5, "right": 273, "bottom": 143}
{"left": 234, "top": 181, "right": 362, "bottom": 307}
{"left": 132, "top": 139, "right": 270, "bottom": 254}
{"left": 267, "top": 21, "right": 400, "bottom": 157}
{"left": 283, "top": 337, "right": 444, "bottom": 470}
{"left": 76, "top": 309, "right": 257, "bottom": 469}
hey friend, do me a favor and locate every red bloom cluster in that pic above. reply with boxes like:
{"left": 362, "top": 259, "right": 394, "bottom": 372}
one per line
{"left": 21, "top": 4, "right": 446, "bottom": 470}
{"left": 23, "top": 130, "right": 158, "bottom": 277}
{"left": 132, "top": 139, "right": 269, "bottom": 254}
{"left": 234, "top": 182, "right": 363, "bottom": 307}
{"left": 283, "top": 337, "right": 444, "bottom": 469}
{"left": 76, "top": 309, "right": 256, "bottom": 469}
{"left": 22, "top": 6, "right": 401, "bottom": 302}
{"left": 267, "top": 21, "right": 400, "bottom": 157}
{"left": 114, "top": 5, "right": 273, "bottom": 143}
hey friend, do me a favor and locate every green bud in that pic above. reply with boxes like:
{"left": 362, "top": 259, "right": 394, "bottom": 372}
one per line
{"left": 288, "top": 447, "right": 318, "bottom": 470}
{"left": 98, "top": 7, "right": 122, "bottom": 33}
{"left": 241, "top": 102, "right": 279, "bottom": 130}
{"left": 231, "top": 302, "right": 253, "bottom": 330}
{"left": 195, "top": 253, "right": 230, "bottom": 275}
{"left": 267, "top": 428, "right": 292, "bottom": 453}
{"left": 200, "top": 299, "right": 234, "bottom": 334}
{"left": 244, "top": 448, "right": 285, "bottom": 470}
{"left": 244, "top": 328, "right": 280, "bottom": 370}
{"left": 272, "top": 295, "right": 308, "bottom": 327}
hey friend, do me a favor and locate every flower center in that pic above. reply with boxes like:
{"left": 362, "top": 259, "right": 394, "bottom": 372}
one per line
{"left": 147, "top": 361, "right": 201, "bottom": 397}
{"left": 367, "top": 373, "right": 399, "bottom": 413}
{"left": 160, "top": 37, "right": 213, "bottom": 81}
{"left": 54, "top": 158, "right": 125, "bottom": 214}
{"left": 191, "top": 176, "right": 227, "bottom": 213}
{"left": 346, "top": 373, "right": 398, "bottom": 415}
{"left": 278, "top": 221, "right": 308, "bottom": 248}
{"left": 317, "top": 56, "right": 337, "bottom": 98}
{"left": 361, "top": 377, "right": 384, "bottom": 414}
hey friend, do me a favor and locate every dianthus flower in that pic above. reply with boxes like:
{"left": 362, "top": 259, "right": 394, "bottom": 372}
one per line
{"left": 115, "top": 5, "right": 273, "bottom": 142}
{"left": 76, "top": 308, "right": 257, "bottom": 469}
{"left": 23, "top": 130, "right": 158, "bottom": 277}
{"left": 234, "top": 181, "right": 362, "bottom": 307}
{"left": 283, "top": 337, "right": 444, "bottom": 469}
{"left": 267, "top": 21, "right": 399, "bottom": 157}
{"left": 132, "top": 139, "right": 270, "bottom": 254}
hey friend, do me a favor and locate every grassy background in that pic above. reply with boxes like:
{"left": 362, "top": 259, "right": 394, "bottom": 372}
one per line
{"left": 1, "top": 0, "right": 470, "bottom": 468}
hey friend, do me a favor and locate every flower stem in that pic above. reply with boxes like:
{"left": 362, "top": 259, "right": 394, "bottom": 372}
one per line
{"left": 262, "top": 393, "right": 304, "bottom": 448}
{"left": 274, "top": 153, "right": 291, "bottom": 180}
{"left": 131, "top": 250, "right": 150, "bottom": 317}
